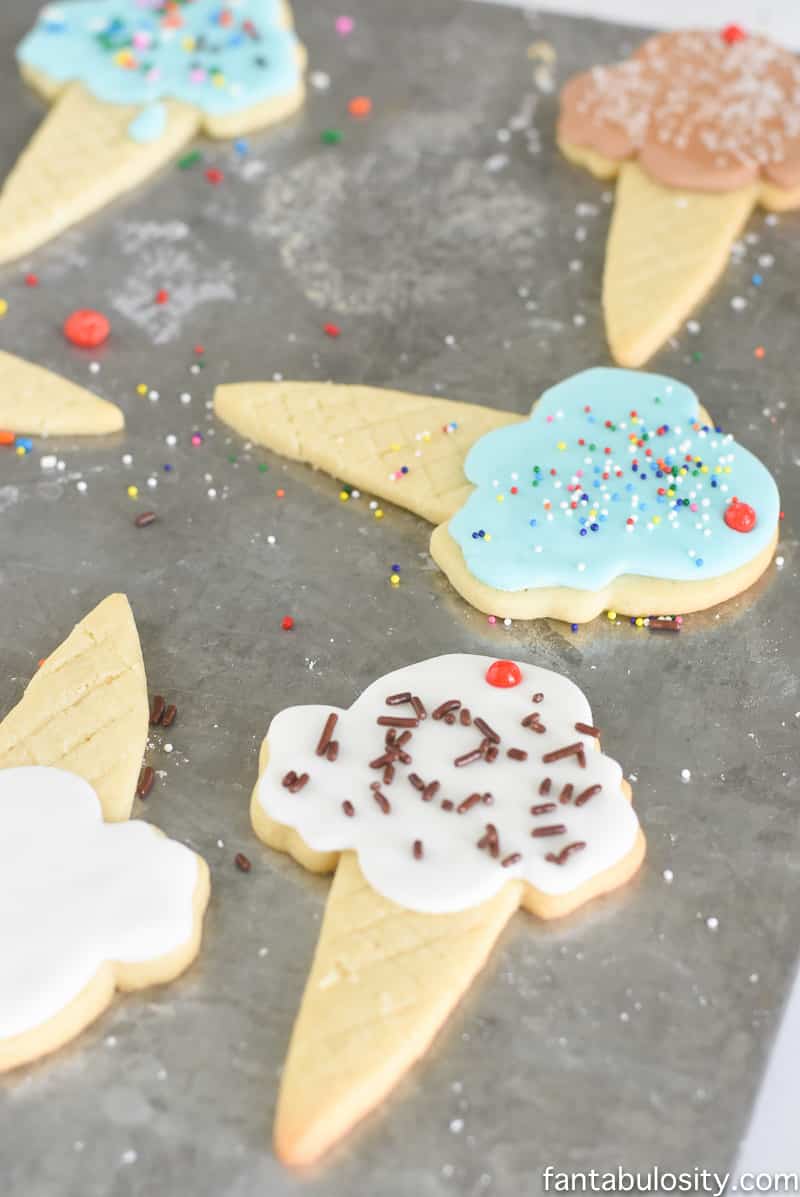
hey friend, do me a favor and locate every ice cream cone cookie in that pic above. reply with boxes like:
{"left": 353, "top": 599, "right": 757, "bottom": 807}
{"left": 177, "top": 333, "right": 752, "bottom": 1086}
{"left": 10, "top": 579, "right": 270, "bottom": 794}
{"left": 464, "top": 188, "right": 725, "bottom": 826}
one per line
{"left": 0, "top": 1, "right": 307, "bottom": 262}
{"left": 0, "top": 598, "right": 210, "bottom": 1073}
{"left": 215, "top": 370, "right": 781, "bottom": 624}
{"left": 0, "top": 594, "right": 148, "bottom": 821}
{"left": 558, "top": 29, "right": 800, "bottom": 366}
{"left": 252, "top": 654, "right": 646, "bottom": 1165}
{"left": 0, "top": 351, "right": 124, "bottom": 436}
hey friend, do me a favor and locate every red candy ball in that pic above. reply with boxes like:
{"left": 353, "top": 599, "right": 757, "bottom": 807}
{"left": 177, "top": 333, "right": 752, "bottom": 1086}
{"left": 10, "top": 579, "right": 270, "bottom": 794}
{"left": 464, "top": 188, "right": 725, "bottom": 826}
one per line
{"left": 722, "top": 23, "right": 747, "bottom": 44}
{"left": 485, "top": 659, "right": 522, "bottom": 688}
{"left": 724, "top": 498, "right": 757, "bottom": 533}
{"left": 63, "top": 309, "right": 110, "bottom": 349}
{"left": 281, "top": 616, "right": 295, "bottom": 631}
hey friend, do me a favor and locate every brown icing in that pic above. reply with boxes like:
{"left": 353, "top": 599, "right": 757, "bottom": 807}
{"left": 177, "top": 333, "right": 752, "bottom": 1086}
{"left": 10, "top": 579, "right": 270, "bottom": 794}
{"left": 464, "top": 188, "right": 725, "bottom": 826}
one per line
{"left": 558, "top": 30, "right": 800, "bottom": 192}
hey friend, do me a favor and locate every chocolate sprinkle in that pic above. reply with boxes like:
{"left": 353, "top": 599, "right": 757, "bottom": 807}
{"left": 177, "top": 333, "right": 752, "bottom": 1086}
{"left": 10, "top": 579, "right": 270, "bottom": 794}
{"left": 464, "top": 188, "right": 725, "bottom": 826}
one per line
{"left": 546, "top": 842, "right": 587, "bottom": 865}
{"left": 386, "top": 691, "right": 412, "bottom": 705}
{"left": 457, "top": 792, "right": 483, "bottom": 813}
{"left": 326, "top": 741, "right": 339, "bottom": 762}
{"left": 454, "top": 747, "right": 484, "bottom": 767}
{"left": 134, "top": 511, "right": 158, "bottom": 529}
{"left": 474, "top": 717, "right": 500, "bottom": 744}
{"left": 507, "top": 748, "right": 528, "bottom": 761}
{"left": 522, "top": 713, "right": 546, "bottom": 733}
{"left": 372, "top": 789, "right": 391, "bottom": 814}
{"left": 411, "top": 696, "right": 427, "bottom": 720}
{"left": 149, "top": 694, "right": 166, "bottom": 726}
{"left": 288, "top": 772, "right": 309, "bottom": 793}
{"left": 281, "top": 770, "right": 297, "bottom": 788}
{"left": 575, "top": 784, "right": 602, "bottom": 807}
{"left": 441, "top": 799, "right": 454, "bottom": 812}
{"left": 532, "top": 692, "right": 544, "bottom": 703}
{"left": 530, "top": 802, "right": 557, "bottom": 815}
{"left": 422, "top": 781, "right": 440, "bottom": 802}
{"left": 501, "top": 853, "right": 522, "bottom": 868}
{"left": 342, "top": 800, "right": 355, "bottom": 817}
{"left": 136, "top": 765, "right": 154, "bottom": 799}
{"left": 459, "top": 708, "right": 472, "bottom": 726}
{"left": 316, "top": 712, "right": 338, "bottom": 756}
{"left": 542, "top": 742, "right": 586, "bottom": 767}
{"left": 161, "top": 703, "right": 177, "bottom": 729}
{"left": 539, "top": 777, "right": 552, "bottom": 796}
{"left": 413, "top": 839, "right": 424, "bottom": 860}
{"left": 234, "top": 852, "right": 252, "bottom": 873}
{"left": 432, "top": 700, "right": 460, "bottom": 720}
{"left": 559, "top": 784, "right": 574, "bottom": 804}
{"left": 485, "top": 744, "right": 499, "bottom": 763}
{"left": 408, "top": 773, "right": 425, "bottom": 791}
{"left": 377, "top": 716, "right": 418, "bottom": 728}
{"left": 575, "top": 721, "right": 600, "bottom": 738}
{"left": 532, "top": 824, "right": 567, "bottom": 837}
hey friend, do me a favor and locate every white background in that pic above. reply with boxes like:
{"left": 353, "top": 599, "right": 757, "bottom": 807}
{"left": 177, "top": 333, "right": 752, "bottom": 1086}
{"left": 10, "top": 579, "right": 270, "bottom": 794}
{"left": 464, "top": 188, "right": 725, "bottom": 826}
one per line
{"left": 473, "top": 0, "right": 799, "bottom": 1177}
{"left": 476, "top": 0, "right": 800, "bottom": 49}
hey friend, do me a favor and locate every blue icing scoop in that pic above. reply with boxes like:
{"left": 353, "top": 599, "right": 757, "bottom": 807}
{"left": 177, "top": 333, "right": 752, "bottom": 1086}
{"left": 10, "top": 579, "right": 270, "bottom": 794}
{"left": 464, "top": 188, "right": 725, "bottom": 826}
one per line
{"left": 447, "top": 369, "right": 780, "bottom": 592}
{"left": 18, "top": 0, "right": 302, "bottom": 117}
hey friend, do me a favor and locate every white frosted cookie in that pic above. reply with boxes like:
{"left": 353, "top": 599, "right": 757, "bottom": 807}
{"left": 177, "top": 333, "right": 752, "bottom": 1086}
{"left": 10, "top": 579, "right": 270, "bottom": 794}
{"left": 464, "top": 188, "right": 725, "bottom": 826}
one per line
{"left": 558, "top": 28, "right": 800, "bottom": 366}
{"left": 0, "top": 1, "right": 307, "bottom": 262}
{"left": 0, "top": 351, "right": 123, "bottom": 436}
{"left": 214, "top": 369, "right": 781, "bottom": 625}
{"left": 0, "top": 597, "right": 210, "bottom": 1072}
{"left": 252, "top": 653, "right": 646, "bottom": 1165}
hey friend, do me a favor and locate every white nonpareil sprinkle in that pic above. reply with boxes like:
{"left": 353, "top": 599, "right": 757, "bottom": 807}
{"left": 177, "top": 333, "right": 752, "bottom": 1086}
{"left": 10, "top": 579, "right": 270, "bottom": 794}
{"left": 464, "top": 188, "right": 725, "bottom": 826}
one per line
{"left": 706, "top": 916, "right": 719, "bottom": 931}
{"left": 681, "top": 768, "right": 691, "bottom": 782}
{"left": 663, "top": 869, "right": 674, "bottom": 883}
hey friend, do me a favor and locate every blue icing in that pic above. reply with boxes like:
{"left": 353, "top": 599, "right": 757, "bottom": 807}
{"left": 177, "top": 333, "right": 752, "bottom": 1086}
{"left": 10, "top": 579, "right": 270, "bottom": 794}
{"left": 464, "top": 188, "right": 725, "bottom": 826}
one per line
{"left": 448, "top": 369, "right": 779, "bottom": 593}
{"left": 18, "top": 1, "right": 301, "bottom": 117}
{"left": 128, "top": 100, "right": 166, "bottom": 141}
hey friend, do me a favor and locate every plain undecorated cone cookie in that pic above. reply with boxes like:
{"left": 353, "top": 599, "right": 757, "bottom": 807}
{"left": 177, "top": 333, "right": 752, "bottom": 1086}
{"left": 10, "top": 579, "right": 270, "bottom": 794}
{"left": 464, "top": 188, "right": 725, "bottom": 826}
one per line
{"left": 214, "top": 381, "right": 521, "bottom": 524}
{"left": 603, "top": 164, "right": 758, "bottom": 368}
{"left": 0, "top": 350, "right": 124, "bottom": 436}
{"left": 275, "top": 851, "right": 519, "bottom": 1167}
{"left": 0, "top": 594, "right": 149, "bottom": 822}
{"left": 0, "top": 80, "right": 199, "bottom": 265}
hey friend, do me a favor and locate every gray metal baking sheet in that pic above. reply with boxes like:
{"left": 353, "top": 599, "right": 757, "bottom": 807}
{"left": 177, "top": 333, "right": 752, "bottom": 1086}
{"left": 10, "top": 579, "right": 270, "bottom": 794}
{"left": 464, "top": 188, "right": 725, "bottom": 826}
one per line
{"left": 1, "top": 1, "right": 798, "bottom": 1193}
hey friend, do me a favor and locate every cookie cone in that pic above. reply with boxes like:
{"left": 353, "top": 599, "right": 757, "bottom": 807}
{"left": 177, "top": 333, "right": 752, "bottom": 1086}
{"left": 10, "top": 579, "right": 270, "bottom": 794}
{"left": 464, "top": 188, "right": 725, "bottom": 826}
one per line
{"left": 214, "top": 381, "right": 521, "bottom": 525}
{"left": 604, "top": 163, "right": 758, "bottom": 367}
{"left": 0, "top": 81, "right": 199, "bottom": 264}
{"left": 274, "top": 851, "right": 520, "bottom": 1168}
{"left": 0, "top": 351, "right": 123, "bottom": 436}
{"left": 0, "top": 594, "right": 148, "bottom": 822}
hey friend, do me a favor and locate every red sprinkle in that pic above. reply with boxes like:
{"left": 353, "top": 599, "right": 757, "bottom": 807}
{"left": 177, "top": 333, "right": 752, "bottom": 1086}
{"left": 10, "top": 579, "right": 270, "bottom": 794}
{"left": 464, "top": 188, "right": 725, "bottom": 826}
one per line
{"left": 724, "top": 498, "right": 757, "bottom": 533}
{"left": 25, "top": 273, "right": 39, "bottom": 287}
{"left": 155, "top": 289, "right": 169, "bottom": 305}
{"left": 281, "top": 616, "right": 295, "bottom": 631}
{"left": 323, "top": 322, "right": 341, "bottom": 338}
{"left": 205, "top": 167, "right": 224, "bottom": 184}
{"left": 63, "top": 309, "right": 110, "bottom": 349}
{"left": 485, "top": 659, "right": 522, "bottom": 688}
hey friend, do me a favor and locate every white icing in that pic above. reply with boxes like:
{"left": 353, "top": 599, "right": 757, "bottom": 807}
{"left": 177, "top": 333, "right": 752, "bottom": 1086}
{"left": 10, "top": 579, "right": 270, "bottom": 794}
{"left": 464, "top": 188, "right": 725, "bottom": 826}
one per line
{"left": 0, "top": 767, "right": 200, "bottom": 1041}
{"left": 257, "top": 655, "right": 640, "bottom": 914}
